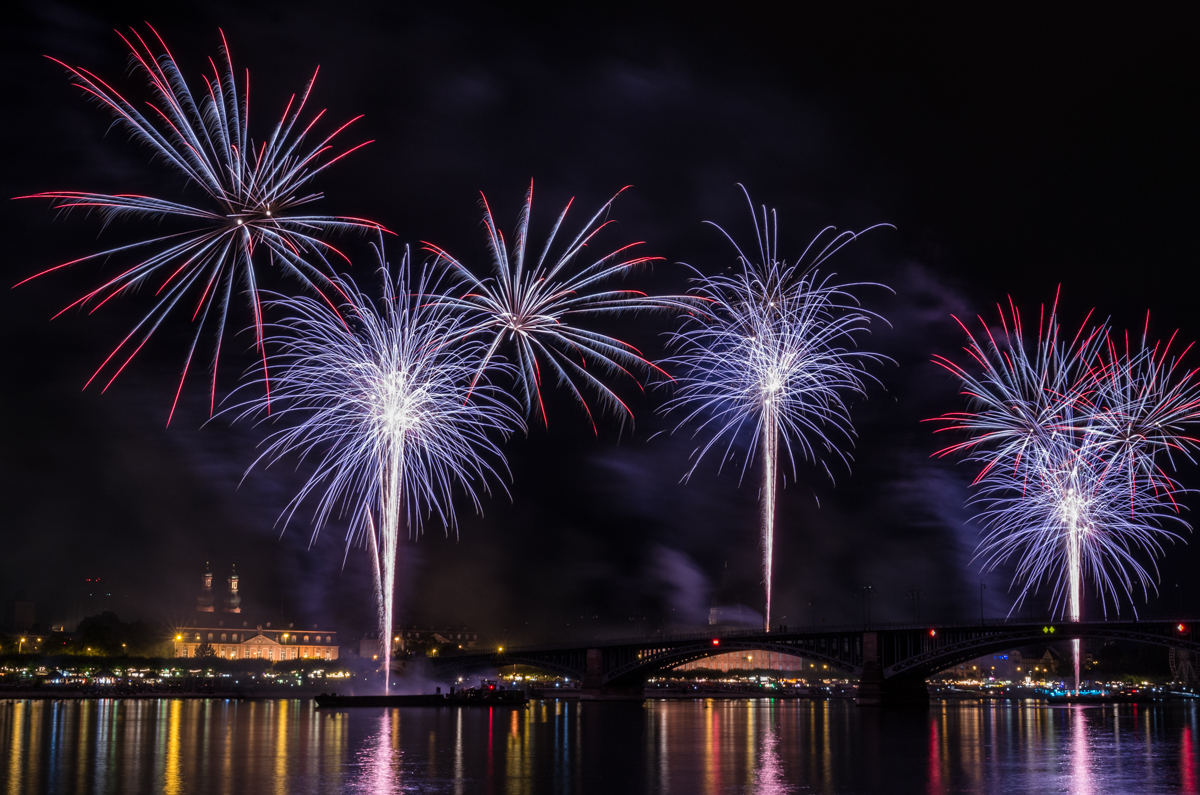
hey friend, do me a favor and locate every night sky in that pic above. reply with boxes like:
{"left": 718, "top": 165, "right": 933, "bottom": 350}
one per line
{"left": 2, "top": 2, "right": 1197, "bottom": 646}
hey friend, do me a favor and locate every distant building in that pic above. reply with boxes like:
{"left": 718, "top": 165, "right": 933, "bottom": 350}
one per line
{"left": 394, "top": 625, "right": 479, "bottom": 652}
{"left": 938, "top": 647, "right": 1064, "bottom": 680}
{"left": 360, "top": 634, "right": 384, "bottom": 661}
{"left": 63, "top": 577, "right": 121, "bottom": 631}
{"left": 674, "top": 651, "right": 809, "bottom": 674}
{"left": 174, "top": 624, "right": 338, "bottom": 661}
{"left": 173, "top": 563, "right": 338, "bottom": 661}
{"left": 196, "top": 564, "right": 216, "bottom": 612}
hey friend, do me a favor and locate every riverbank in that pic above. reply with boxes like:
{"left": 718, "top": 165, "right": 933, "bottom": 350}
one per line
{"left": 0, "top": 686, "right": 336, "bottom": 700}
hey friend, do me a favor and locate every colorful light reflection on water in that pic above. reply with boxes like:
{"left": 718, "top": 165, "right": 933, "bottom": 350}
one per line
{"left": 1, "top": 698, "right": 1198, "bottom": 794}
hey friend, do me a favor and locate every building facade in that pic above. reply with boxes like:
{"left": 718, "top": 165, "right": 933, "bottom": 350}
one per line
{"left": 174, "top": 625, "right": 339, "bottom": 661}
{"left": 173, "top": 563, "right": 338, "bottom": 662}
{"left": 358, "top": 626, "right": 480, "bottom": 661}
{"left": 673, "top": 650, "right": 809, "bottom": 674}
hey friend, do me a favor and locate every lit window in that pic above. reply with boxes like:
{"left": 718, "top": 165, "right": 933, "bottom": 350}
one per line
{"left": 221, "top": 634, "right": 227, "bottom": 642}
{"left": 208, "top": 633, "right": 213, "bottom": 641}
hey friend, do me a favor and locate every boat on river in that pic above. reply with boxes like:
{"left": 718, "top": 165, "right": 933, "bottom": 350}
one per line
{"left": 1046, "top": 691, "right": 1155, "bottom": 704}
{"left": 315, "top": 684, "right": 527, "bottom": 708}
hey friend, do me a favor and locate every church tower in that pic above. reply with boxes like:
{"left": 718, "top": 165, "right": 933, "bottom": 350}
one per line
{"left": 196, "top": 562, "right": 215, "bottom": 612}
{"left": 222, "top": 565, "right": 242, "bottom": 613}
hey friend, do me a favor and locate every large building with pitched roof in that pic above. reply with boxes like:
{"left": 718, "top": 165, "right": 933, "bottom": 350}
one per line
{"left": 172, "top": 563, "right": 339, "bottom": 662}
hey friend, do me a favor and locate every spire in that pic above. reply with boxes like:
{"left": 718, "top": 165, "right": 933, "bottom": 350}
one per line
{"left": 222, "top": 564, "right": 242, "bottom": 613}
{"left": 196, "top": 560, "right": 215, "bottom": 612}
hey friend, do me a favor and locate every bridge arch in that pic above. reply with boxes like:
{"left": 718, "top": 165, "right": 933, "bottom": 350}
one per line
{"left": 603, "top": 640, "right": 855, "bottom": 686}
{"left": 883, "top": 623, "right": 1200, "bottom": 680}
{"left": 428, "top": 620, "right": 1200, "bottom": 694}
{"left": 430, "top": 654, "right": 585, "bottom": 682}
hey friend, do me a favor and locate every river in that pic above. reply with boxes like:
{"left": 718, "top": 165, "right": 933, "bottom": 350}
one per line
{"left": 1, "top": 697, "right": 1197, "bottom": 793}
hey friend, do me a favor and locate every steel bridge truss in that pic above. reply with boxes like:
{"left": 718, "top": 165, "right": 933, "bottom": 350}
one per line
{"left": 431, "top": 619, "right": 1200, "bottom": 688}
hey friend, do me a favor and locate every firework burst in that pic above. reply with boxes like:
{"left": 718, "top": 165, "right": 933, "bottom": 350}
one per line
{"left": 426, "top": 182, "right": 690, "bottom": 430}
{"left": 663, "top": 191, "right": 890, "bottom": 631}
{"left": 932, "top": 295, "right": 1200, "bottom": 689}
{"left": 18, "top": 26, "right": 384, "bottom": 421}
{"left": 238, "top": 242, "right": 522, "bottom": 692}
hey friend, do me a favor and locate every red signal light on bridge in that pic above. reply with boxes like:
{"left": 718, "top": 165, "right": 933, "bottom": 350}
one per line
{"left": 1179, "top": 624, "right": 1187, "bottom": 633}
{"left": 929, "top": 629, "right": 936, "bottom": 637}
{"left": 712, "top": 639, "right": 720, "bottom": 646}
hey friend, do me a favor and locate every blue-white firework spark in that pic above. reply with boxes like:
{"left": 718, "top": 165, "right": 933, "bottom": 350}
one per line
{"left": 933, "top": 297, "right": 1200, "bottom": 689}
{"left": 239, "top": 243, "right": 522, "bottom": 692}
{"left": 663, "top": 192, "right": 890, "bottom": 631}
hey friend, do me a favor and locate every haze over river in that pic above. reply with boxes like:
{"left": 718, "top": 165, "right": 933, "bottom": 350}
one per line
{"left": 2, "top": 697, "right": 1198, "bottom": 793}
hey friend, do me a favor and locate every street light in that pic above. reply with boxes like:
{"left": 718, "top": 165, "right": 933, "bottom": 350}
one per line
{"left": 18, "top": 638, "right": 26, "bottom": 654}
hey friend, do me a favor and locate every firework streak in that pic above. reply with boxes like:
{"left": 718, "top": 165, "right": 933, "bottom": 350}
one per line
{"left": 664, "top": 189, "right": 890, "bottom": 632}
{"left": 933, "top": 293, "right": 1200, "bottom": 690}
{"left": 238, "top": 243, "right": 521, "bottom": 693}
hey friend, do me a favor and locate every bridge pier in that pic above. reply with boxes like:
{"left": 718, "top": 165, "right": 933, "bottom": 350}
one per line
{"left": 581, "top": 649, "right": 645, "bottom": 700}
{"left": 856, "top": 632, "right": 929, "bottom": 707}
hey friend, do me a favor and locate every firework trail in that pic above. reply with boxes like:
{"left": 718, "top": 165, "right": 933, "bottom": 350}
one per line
{"left": 237, "top": 243, "right": 521, "bottom": 693}
{"left": 933, "top": 296, "right": 1200, "bottom": 690}
{"left": 663, "top": 190, "right": 890, "bottom": 632}
{"left": 18, "top": 26, "right": 384, "bottom": 422}
{"left": 426, "top": 182, "right": 691, "bottom": 430}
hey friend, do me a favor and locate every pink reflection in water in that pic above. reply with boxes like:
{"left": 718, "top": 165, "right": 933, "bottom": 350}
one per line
{"left": 1070, "top": 706, "right": 1093, "bottom": 795}
{"left": 352, "top": 710, "right": 402, "bottom": 795}
{"left": 1183, "top": 724, "right": 1197, "bottom": 794}
{"left": 928, "top": 715, "right": 943, "bottom": 795}
{"left": 752, "top": 724, "right": 789, "bottom": 795}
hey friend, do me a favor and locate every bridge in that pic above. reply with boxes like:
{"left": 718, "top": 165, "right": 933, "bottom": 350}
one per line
{"left": 430, "top": 618, "right": 1200, "bottom": 705}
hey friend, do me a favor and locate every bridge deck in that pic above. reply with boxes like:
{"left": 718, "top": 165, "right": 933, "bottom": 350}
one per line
{"left": 430, "top": 618, "right": 1200, "bottom": 689}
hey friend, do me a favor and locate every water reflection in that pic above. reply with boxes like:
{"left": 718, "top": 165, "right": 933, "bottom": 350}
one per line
{"left": 351, "top": 709, "right": 402, "bottom": 795}
{"left": 1, "top": 698, "right": 1199, "bottom": 793}
{"left": 1070, "top": 706, "right": 1094, "bottom": 795}
{"left": 1183, "top": 723, "right": 1197, "bottom": 794}
{"left": 752, "top": 723, "right": 790, "bottom": 794}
